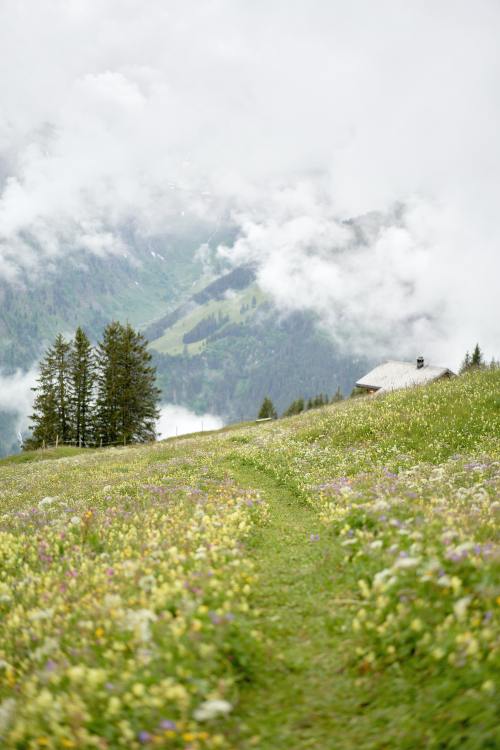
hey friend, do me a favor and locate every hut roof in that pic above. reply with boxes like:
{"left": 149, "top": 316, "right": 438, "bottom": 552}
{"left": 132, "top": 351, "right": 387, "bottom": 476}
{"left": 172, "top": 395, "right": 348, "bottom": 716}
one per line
{"left": 356, "top": 360, "right": 453, "bottom": 393}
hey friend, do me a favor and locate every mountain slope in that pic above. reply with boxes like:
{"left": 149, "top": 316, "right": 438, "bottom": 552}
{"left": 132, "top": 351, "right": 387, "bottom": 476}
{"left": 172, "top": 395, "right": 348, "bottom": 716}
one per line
{"left": 147, "top": 265, "right": 368, "bottom": 421}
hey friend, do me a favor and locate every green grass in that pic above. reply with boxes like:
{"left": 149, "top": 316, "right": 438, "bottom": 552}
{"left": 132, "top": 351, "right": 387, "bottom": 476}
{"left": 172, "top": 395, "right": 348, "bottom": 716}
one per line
{"left": 150, "top": 284, "right": 265, "bottom": 355}
{"left": 0, "top": 369, "right": 498, "bottom": 748}
{"left": 0, "top": 445, "right": 97, "bottom": 466}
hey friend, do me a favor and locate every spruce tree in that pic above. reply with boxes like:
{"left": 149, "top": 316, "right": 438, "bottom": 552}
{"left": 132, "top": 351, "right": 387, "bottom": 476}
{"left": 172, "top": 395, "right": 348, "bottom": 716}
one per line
{"left": 95, "top": 321, "right": 125, "bottom": 446}
{"left": 27, "top": 334, "right": 71, "bottom": 448}
{"left": 470, "top": 343, "right": 484, "bottom": 369}
{"left": 70, "top": 327, "right": 94, "bottom": 446}
{"left": 283, "top": 398, "right": 305, "bottom": 417}
{"left": 26, "top": 354, "right": 59, "bottom": 449}
{"left": 118, "top": 324, "right": 161, "bottom": 443}
{"left": 258, "top": 397, "right": 277, "bottom": 419}
{"left": 95, "top": 322, "right": 161, "bottom": 446}
{"left": 52, "top": 334, "right": 72, "bottom": 443}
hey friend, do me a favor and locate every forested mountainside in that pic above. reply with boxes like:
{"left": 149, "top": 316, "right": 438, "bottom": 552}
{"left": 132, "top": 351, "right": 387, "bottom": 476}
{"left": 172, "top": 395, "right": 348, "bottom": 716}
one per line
{"left": 0, "top": 234, "right": 208, "bottom": 371}
{"left": 153, "top": 310, "right": 367, "bottom": 421}
{"left": 146, "top": 264, "right": 369, "bottom": 421}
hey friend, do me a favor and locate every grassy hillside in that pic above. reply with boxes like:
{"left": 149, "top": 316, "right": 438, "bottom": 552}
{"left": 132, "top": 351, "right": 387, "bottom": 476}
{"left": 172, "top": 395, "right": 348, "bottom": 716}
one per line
{"left": 0, "top": 369, "right": 498, "bottom": 748}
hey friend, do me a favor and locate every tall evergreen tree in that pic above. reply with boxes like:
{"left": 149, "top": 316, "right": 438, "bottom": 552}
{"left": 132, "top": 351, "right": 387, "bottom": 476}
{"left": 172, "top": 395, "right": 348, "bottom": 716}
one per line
{"left": 95, "top": 322, "right": 161, "bottom": 445}
{"left": 27, "top": 334, "right": 71, "bottom": 447}
{"left": 94, "top": 321, "right": 125, "bottom": 446}
{"left": 470, "top": 343, "right": 484, "bottom": 368}
{"left": 26, "top": 354, "right": 59, "bottom": 449}
{"left": 54, "top": 334, "right": 72, "bottom": 442}
{"left": 118, "top": 324, "right": 161, "bottom": 443}
{"left": 70, "top": 327, "right": 94, "bottom": 446}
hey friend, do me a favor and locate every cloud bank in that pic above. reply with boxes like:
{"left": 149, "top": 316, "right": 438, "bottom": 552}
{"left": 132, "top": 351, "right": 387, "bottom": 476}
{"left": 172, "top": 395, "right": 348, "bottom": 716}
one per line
{"left": 0, "top": 0, "right": 499, "bottom": 363}
{"left": 157, "top": 404, "right": 224, "bottom": 440}
{"left": 0, "top": 368, "right": 38, "bottom": 438}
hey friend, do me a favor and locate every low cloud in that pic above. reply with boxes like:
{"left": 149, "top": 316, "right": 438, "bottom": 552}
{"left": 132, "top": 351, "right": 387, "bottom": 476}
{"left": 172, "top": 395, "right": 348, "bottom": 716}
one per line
{"left": 0, "top": 367, "right": 38, "bottom": 436}
{"left": 0, "top": 1, "right": 499, "bottom": 363}
{"left": 157, "top": 404, "right": 224, "bottom": 439}
{"left": 219, "top": 185, "right": 499, "bottom": 368}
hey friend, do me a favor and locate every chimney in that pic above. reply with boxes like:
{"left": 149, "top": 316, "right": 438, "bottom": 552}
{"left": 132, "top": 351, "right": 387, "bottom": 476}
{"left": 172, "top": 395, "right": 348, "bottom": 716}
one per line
{"left": 417, "top": 356, "right": 424, "bottom": 369}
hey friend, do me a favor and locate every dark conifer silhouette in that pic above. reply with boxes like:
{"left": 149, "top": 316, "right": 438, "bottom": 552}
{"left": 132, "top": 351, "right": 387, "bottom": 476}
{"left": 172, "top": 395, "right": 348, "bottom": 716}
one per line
{"left": 27, "top": 322, "right": 161, "bottom": 449}
{"left": 258, "top": 396, "right": 277, "bottom": 419}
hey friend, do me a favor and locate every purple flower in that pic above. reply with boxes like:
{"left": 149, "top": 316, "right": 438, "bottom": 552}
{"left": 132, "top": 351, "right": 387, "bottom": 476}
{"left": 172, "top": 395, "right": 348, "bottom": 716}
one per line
{"left": 159, "top": 720, "right": 176, "bottom": 731}
{"left": 309, "top": 533, "right": 320, "bottom": 542}
{"left": 138, "top": 731, "right": 152, "bottom": 744}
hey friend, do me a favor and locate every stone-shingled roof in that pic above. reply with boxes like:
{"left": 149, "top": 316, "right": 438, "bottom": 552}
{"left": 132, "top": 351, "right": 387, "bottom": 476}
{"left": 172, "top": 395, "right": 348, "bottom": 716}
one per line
{"left": 356, "top": 360, "right": 454, "bottom": 394}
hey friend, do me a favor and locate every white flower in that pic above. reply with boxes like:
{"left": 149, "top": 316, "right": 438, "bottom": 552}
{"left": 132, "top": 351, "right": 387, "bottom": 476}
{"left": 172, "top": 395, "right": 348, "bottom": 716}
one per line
{"left": 39, "top": 496, "right": 58, "bottom": 508}
{"left": 453, "top": 596, "right": 471, "bottom": 621}
{"left": 0, "top": 698, "right": 16, "bottom": 738}
{"left": 393, "top": 557, "right": 420, "bottom": 570}
{"left": 139, "top": 575, "right": 156, "bottom": 592}
{"left": 123, "top": 609, "right": 157, "bottom": 643}
{"left": 193, "top": 699, "right": 232, "bottom": 721}
{"left": 70, "top": 516, "right": 81, "bottom": 525}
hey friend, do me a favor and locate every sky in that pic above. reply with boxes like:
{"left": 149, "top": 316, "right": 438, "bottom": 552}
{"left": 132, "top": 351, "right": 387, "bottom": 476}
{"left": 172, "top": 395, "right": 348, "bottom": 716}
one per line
{"left": 0, "top": 0, "right": 499, "bottom": 367}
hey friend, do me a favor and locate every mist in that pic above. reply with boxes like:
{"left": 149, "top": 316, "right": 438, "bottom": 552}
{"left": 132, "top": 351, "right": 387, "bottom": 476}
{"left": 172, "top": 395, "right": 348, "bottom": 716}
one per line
{"left": 0, "top": 368, "right": 38, "bottom": 436}
{"left": 157, "top": 405, "right": 224, "bottom": 440}
{"left": 1, "top": 1, "right": 499, "bottom": 363}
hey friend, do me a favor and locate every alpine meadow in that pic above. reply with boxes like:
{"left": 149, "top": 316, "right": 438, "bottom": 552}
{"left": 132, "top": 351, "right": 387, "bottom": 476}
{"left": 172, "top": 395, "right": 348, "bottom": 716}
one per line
{"left": 1, "top": 2, "right": 500, "bottom": 749}
{"left": 0, "top": 369, "right": 499, "bottom": 748}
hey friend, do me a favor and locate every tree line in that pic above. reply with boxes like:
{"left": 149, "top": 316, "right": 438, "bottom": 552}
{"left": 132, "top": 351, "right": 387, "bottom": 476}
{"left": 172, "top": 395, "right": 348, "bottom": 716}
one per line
{"left": 26, "top": 322, "right": 161, "bottom": 450}
{"left": 459, "top": 343, "right": 499, "bottom": 373}
{"left": 258, "top": 388, "right": 344, "bottom": 420}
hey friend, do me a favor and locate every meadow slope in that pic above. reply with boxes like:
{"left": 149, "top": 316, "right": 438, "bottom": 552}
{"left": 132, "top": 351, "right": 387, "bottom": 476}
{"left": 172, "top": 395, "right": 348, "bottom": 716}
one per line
{"left": 0, "top": 369, "right": 499, "bottom": 749}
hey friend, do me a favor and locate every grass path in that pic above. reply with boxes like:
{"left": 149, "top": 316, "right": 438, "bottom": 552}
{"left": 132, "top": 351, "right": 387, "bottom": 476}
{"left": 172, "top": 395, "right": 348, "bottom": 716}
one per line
{"left": 222, "top": 460, "right": 446, "bottom": 750}
{"left": 223, "top": 460, "right": 365, "bottom": 750}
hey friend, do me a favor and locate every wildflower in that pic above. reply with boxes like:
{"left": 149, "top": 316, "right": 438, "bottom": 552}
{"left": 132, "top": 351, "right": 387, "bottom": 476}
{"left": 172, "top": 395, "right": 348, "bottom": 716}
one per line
{"left": 70, "top": 516, "right": 81, "bottom": 526}
{"left": 38, "top": 496, "right": 58, "bottom": 508}
{"left": 159, "top": 720, "right": 176, "bottom": 731}
{"left": 481, "top": 680, "right": 495, "bottom": 693}
{"left": 0, "top": 698, "right": 16, "bottom": 738}
{"left": 393, "top": 556, "right": 420, "bottom": 570}
{"left": 432, "top": 648, "right": 445, "bottom": 660}
{"left": 193, "top": 699, "right": 232, "bottom": 721}
{"left": 453, "top": 597, "right": 471, "bottom": 621}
